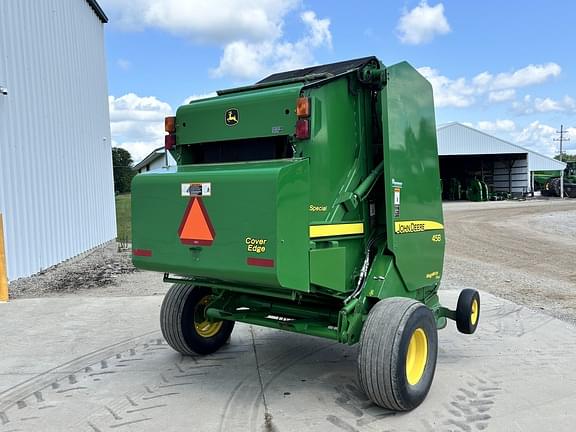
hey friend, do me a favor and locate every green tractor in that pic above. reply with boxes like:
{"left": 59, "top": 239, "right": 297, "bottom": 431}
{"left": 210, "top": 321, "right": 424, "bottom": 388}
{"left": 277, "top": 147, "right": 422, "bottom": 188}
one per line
{"left": 466, "top": 178, "right": 489, "bottom": 201}
{"left": 131, "top": 57, "right": 480, "bottom": 411}
{"left": 540, "top": 161, "right": 576, "bottom": 198}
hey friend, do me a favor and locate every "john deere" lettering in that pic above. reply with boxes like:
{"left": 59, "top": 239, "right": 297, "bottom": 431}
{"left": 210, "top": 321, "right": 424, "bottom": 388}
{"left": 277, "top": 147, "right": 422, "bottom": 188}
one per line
{"left": 394, "top": 220, "right": 444, "bottom": 234}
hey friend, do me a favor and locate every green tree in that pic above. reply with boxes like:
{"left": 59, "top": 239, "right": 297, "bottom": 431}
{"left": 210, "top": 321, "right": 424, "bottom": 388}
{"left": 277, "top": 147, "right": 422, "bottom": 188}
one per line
{"left": 554, "top": 153, "right": 576, "bottom": 162}
{"left": 112, "top": 147, "right": 135, "bottom": 193}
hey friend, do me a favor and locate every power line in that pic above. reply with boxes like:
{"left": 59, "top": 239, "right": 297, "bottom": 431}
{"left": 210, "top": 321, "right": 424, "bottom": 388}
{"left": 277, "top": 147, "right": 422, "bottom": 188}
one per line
{"left": 553, "top": 124, "right": 570, "bottom": 162}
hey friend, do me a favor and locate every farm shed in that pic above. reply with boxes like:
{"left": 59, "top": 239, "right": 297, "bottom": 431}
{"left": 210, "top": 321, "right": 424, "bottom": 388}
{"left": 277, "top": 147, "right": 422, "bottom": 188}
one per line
{"left": 437, "top": 123, "right": 566, "bottom": 196}
{"left": 0, "top": 0, "right": 115, "bottom": 281}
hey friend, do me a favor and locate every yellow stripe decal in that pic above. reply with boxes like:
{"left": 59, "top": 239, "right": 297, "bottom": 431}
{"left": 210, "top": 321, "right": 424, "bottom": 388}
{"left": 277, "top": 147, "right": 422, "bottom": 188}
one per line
{"left": 309, "top": 223, "right": 364, "bottom": 238}
{"left": 394, "top": 220, "right": 444, "bottom": 234}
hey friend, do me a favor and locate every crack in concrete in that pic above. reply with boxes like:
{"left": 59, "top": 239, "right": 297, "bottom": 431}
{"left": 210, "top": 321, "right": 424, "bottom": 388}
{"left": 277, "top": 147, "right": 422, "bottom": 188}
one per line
{"left": 250, "top": 326, "right": 276, "bottom": 432}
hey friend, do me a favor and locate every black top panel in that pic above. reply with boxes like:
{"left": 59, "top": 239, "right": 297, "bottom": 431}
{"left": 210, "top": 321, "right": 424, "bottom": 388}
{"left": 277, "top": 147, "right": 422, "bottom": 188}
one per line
{"left": 257, "top": 56, "right": 379, "bottom": 84}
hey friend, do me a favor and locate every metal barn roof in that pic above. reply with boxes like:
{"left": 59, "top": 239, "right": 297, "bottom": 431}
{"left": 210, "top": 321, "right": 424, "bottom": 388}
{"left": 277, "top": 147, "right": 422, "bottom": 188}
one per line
{"left": 437, "top": 123, "right": 566, "bottom": 172}
{"left": 85, "top": 0, "right": 108, "bottom": 23}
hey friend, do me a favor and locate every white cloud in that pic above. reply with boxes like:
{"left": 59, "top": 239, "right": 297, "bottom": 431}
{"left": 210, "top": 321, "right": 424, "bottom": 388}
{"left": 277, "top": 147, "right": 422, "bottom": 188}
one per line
{"left": 418, "top": 63, "right": 562, "bottom": 108}
{"left": 301, "top": 10, "right": 332, "bottom": 47}
{"left": 117, "top": 58, "right": 131, "bottom": 71}
{"left": 100, "top": 1, "right": 331, "bottom": 81}
{"left": 472, "top": 63, "right": 561, "bottom": 94}
{"left": 488, "top": 89, "right": 516, "bottom": 103}
{"left": 182, "top": 92, "right": 218, "bottom": 105}
{"left": 475, "top": 120, "right": 517, "bottom": 133}
{"left": 212, "top": 11, "right": 332, "bottom": 80}
{"left": 418, "top": 66, "right": 476, "bottom": 108}
{"left": 109, "top": 93, "right": 173, "bottom": 162}
{"left": 489, "top": 63, "right": 561, "bottom": 90}
{"left": 513, "top": 94, "right": 576, "bottom": 114}
{"left": 511, "top": 121, "right": 560, "bottom": 156}
{"left": 512, "top": 122, "right": 576, "bottom": 156}
{"left": 99, "top": 0, "right": 300, "bottom": 44}
{"left": 460, "top": 121, "right": 575, "bottom": 157}
{"left": 397, "top": 1, "right": 450, "bottom": 45}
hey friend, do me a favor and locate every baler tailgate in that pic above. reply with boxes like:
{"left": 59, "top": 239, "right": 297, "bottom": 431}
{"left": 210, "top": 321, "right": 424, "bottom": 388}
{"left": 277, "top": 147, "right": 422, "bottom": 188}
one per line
{"left": 132, "top": 159, "right": 311, "bottom": 292}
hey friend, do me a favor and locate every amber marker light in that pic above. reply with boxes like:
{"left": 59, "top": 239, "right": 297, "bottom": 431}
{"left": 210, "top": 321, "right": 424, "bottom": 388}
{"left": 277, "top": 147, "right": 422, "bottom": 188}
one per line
{"left": 296, "top": 97, "right": 310, "bottom": 118}
{"left": 165, "top": 116, "right": 176, "bottom": 133}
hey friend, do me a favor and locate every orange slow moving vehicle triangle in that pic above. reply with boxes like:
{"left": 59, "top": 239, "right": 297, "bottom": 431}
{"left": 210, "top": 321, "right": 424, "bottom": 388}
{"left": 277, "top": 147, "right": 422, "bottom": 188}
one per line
{"left": 178, "top": 197, "right": 215, "bottom": 246}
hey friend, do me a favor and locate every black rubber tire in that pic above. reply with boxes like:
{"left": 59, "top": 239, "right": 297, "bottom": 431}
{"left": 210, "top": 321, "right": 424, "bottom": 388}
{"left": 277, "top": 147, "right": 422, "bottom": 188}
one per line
{"left": 357, "top": 298, "right": 438, "bottom": 411}
{"left": 456, "top": 289, "right": 480, "bottom": 334}
{"left": 551, "top": 178, "right": 561, "bottom": 197}
{"left": 160, "top": 284, "right": 234, "bottom": 355}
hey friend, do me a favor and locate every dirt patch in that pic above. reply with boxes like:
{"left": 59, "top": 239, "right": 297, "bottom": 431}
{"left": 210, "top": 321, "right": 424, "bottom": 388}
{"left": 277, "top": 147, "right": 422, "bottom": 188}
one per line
{"left": 9, "top": 242, "right": 136, "bottom": 298}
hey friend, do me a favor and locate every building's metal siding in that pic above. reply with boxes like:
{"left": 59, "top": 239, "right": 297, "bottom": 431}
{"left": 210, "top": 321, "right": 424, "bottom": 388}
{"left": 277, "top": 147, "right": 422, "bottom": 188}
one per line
{"left": 493, "top": 158, "right": 529, "bottom": 194}
{"left": 527, "top": 151, "right": 566, "bottom": 172}
{"left": 437, "top": 123, "right": 525, "bottom": 155}
{"left": 0, "top": 0, "right": 115, "bottom": 281}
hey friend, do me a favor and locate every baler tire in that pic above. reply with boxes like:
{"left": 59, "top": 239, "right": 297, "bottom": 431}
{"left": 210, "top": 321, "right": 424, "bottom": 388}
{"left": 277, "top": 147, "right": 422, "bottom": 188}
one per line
{"left": 456, "top": 289, "right": 480, "bottom": 334}
{"left": 160, "top": 284, "right": 234, "bottom": 355}
{"left": 357, "top": 298, "right": 438, "bottom": 411}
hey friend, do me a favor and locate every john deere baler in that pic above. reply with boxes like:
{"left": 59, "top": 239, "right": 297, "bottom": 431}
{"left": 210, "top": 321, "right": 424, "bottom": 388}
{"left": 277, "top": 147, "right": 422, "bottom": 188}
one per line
{"left": 131, "top": 57, "right": 480, "bottom": 411}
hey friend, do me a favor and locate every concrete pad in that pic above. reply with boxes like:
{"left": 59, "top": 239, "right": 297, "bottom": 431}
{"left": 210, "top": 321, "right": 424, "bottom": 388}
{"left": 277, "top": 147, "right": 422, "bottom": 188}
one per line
{"left": 0, "top": 291, "right": 575, "bottom": 431}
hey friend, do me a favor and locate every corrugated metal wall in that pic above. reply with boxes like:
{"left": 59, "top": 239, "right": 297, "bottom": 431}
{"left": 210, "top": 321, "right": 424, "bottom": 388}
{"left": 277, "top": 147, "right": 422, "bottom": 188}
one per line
{"left": 0, "top": 0, "right": 116, "bottom": 281}
{"left": 528, "top": 151, "right": 566, "bottom": 172}
{"left": 493, "top": 158, "right": 529, "bottom": 195}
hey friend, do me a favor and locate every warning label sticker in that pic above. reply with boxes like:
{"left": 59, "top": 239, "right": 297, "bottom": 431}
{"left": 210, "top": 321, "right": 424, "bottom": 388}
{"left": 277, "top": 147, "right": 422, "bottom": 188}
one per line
{"left": 181, "top": 183, "right": 211, "bottom": 197}
{"left": 394, "top": 188, "right": 401, "bottom": 205}
{"left": 393, "top": 187, "right": 401, "bottom": 218}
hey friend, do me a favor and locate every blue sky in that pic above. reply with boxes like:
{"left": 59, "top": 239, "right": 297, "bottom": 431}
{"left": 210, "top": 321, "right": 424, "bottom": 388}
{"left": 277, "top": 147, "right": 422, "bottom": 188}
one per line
{"left": 100, "top": 0, "right": 576, "bottom": 161}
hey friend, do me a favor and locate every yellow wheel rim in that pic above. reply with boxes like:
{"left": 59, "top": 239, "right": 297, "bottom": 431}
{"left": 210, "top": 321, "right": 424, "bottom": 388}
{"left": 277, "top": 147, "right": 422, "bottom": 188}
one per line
{"left": 406, "top": 328, "right": 428, "bottom": 386}
{"left": 470, "top": 299, "right": 479, "bottom": 326}
{"left": 194, "top": 295, "right": 223, "bottom": 338}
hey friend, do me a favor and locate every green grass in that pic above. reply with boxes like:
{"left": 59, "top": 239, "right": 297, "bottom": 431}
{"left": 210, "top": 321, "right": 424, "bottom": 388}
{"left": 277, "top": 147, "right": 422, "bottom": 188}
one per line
{"left": 115, "top": 193, "right": 131, "bottom": 244}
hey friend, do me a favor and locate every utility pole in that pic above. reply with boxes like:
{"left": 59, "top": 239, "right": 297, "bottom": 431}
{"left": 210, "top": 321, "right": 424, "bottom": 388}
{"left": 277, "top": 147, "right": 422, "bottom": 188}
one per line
{"left": 554, "top": 125, "right": 570, "bottom": 198}
{"left": 554, "top": 124, "right": 570, "bottom": 162}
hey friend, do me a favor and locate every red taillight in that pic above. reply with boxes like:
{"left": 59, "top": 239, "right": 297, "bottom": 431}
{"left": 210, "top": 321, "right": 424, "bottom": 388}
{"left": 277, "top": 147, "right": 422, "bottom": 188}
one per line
{"left": 165, "top": 134, "right": 176, "bottom": 150}
{"left": 295, "top": 119, "right": 310, "bottom": 140}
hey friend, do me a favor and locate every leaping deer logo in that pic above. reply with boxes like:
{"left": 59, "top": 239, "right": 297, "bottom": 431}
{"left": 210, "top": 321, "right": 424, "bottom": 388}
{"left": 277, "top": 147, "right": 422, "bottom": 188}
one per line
{"left": 225, "top": 109, "right": 239, "bottom": 126}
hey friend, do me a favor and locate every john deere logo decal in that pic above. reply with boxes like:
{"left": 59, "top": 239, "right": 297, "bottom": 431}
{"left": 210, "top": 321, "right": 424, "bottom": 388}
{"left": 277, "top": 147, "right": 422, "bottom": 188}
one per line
{"left": 225, "top": 108, "right": 239, "bottom": 126}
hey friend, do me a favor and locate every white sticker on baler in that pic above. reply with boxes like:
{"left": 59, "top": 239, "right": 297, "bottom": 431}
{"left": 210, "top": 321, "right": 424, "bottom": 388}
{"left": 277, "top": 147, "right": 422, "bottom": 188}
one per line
{"left": 394, "top": 188, "right": 401, "bottom": 205}
{"left": 181, "top": 183, "right": 211, "bottom": 197}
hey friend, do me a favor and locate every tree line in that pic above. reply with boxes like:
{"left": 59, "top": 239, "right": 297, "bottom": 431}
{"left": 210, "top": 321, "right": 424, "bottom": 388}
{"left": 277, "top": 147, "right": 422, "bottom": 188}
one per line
{"left": 112, "top": 147, "right": 135, "bottom": 194}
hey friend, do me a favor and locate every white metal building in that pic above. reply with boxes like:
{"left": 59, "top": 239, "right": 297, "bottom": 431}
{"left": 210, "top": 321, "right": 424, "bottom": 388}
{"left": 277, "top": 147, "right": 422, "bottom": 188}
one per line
{"left": 437, "top": 123, "right": 566, "bottom": 195}
{"left": 0, "top": 0, "right": 115, "bottom": 281}
{"left": 133, "top": 148, "right": 177, "bottom": 174}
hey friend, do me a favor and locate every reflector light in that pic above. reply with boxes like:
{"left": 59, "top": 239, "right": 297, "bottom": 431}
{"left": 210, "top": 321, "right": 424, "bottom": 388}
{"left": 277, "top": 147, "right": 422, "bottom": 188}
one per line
{"left": 295, "top": 119, "right": 310, "bottom": 140}
{"left": 178, "top": 197, "right": 216, "bottom": 246}
{"left": 165, "top": 134, "right": 176, "bottom": 150}
{"left": 165, "top": 116, "right": 176, "bottom": 133}
{"left": 133, "top": 249, "right": 152, "bottom": 257}
{"left": 296, "top": 97, "right": 310, "bottom": 117}
{"left": 247, "top": 257, "right": 275, "bottom": 267}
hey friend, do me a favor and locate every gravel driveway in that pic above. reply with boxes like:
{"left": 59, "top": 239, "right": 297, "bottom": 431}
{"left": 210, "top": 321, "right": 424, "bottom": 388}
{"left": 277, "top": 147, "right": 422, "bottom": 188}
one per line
{"left": 442, "top": 198, "right": 576, "bottom": 325}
